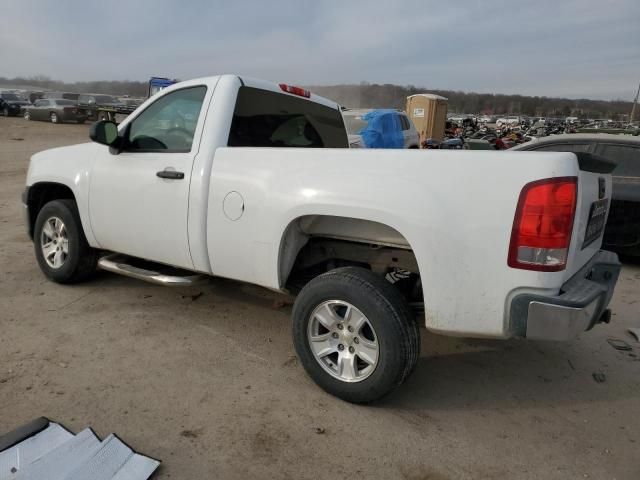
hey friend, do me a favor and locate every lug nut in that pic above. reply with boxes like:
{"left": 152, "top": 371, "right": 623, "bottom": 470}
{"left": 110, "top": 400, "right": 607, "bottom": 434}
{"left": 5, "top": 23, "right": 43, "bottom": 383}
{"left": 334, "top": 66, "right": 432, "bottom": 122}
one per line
{"left": 347, "top": 326, "right": 354, "bottom": 332}
{"left": 338, "top": 344, "right": 344, "bottom": 351}
{"left": 349, "top": 346, "right": 355, "bottom": 354}
{"left": 354, "top": 337, "right": 359, "bottom": 344}
{"left": 337, "top": 323, "right": 343, "bottom": 330}
{"left": 332, "top": 332, "right": 339, "bottom": 339}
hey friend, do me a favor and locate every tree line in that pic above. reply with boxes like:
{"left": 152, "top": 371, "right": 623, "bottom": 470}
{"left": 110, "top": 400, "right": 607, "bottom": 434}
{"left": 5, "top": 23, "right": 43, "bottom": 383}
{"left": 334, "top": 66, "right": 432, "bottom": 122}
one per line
{"left": 1, "top": 75, "right": 633, "bottom": 119}
{"left": 0, "top": 75, "right": 149, "bottom": 98}
{"left": 309, "top": 83, "right": 634, "bottom": 119}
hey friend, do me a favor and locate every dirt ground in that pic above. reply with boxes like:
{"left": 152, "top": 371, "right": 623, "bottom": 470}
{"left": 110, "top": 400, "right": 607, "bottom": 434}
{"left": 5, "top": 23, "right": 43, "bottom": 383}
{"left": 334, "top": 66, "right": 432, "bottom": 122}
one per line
{"left": 0, "top": 116, "right": 639, "bottom": 479}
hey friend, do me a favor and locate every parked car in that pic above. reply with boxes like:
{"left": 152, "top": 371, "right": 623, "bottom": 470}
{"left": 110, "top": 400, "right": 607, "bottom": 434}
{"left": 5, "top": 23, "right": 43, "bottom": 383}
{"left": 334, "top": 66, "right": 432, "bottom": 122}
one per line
{"left": 342, "top": 108, "right": 420, "bottom": 148}
{"left": 0, "top": 91, "right": 30, "bottom": 117}
{"left": 77, "top": 93, "right": 125, "bottom": 121}
{"left": 496, "top": 116, "right": 522, "bottom": 127}
{"left": 512, "top": 134, "right": 640, "bottom": 255}
{"left": 42, "top": 92, "right": 80, "bottom": 102}
{"left": 23, "top": 75, "right": 620, "bottom": 403}
{"left": 25, "top": 99, "right": 87, "bottom": 124}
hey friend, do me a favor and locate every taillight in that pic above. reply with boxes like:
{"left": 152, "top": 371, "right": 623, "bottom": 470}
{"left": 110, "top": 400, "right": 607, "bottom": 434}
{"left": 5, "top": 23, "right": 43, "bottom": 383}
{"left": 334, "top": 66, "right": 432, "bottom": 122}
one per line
{"left": 508, "top": 177, "right": 577, "bottom": 271}
{"left": 279, "top": 83, "right": 311, "bottom": 98}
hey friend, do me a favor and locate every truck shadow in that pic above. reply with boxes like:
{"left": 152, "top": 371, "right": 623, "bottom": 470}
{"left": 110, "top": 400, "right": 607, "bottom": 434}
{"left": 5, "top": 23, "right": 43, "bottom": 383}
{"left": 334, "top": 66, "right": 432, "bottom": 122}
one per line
{"left": 91, "top": 271, "right": 638, "bottom": 412}
{"left": 379, "top": 331, "right": 639, "bottom": 411}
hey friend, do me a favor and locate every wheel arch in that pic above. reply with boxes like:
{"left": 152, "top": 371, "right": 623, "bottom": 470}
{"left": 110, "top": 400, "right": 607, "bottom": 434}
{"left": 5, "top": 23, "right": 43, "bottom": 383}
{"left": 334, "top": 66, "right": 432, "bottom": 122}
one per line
{"left": 277, "top": 214, "right": 422, "bottom": 293}
{"left": 26, "top": 182, "right": 77, "bottom": 239}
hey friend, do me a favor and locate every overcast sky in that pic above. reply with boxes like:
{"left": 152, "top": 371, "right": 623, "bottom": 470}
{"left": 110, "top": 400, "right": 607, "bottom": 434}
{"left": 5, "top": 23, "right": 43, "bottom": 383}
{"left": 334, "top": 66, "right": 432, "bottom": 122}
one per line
{"left": 1, "top": 0, "right": 638, "bottom": 100}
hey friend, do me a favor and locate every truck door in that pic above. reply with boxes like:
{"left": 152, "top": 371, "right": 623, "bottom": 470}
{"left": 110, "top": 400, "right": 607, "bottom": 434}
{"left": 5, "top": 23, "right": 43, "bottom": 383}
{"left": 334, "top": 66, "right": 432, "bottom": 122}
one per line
{"left": 88, "top": 85, "right": 208, "bottom": 269}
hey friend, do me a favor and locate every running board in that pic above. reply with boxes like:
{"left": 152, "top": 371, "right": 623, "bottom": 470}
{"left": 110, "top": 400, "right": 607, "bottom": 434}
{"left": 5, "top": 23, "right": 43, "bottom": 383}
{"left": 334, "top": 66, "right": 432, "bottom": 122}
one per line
{"left": 97, "top": 254, "right": 207, "bottom": 287}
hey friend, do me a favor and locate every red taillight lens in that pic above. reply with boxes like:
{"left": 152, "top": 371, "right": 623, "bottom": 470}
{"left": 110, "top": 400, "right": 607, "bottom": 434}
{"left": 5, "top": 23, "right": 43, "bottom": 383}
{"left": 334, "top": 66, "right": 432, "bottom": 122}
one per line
{"left": 508, "top": 177, "right": 577, "bottom": 271}
{"left": 279, "top": 83, "right": 311, "bottom": 98}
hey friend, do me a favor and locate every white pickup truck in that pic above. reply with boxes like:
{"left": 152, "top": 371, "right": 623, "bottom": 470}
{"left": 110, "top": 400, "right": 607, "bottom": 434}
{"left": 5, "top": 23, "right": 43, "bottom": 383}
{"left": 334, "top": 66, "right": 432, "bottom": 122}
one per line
{"left": 22, "top": 75, "right": 621, "bottom": 402}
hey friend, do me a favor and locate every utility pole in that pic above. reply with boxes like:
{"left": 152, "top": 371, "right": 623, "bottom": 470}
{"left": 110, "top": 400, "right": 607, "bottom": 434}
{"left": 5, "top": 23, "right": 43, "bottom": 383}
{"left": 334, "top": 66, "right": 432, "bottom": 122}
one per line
{"left": 630, "top": 81, "right": 640, "bottom": 124}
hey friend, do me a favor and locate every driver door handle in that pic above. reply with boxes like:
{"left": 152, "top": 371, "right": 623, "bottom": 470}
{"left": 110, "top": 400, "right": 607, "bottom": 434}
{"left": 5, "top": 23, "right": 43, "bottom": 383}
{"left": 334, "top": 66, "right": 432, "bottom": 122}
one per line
{"left": 156, "top": 169, "right": 184, "bottom": 180}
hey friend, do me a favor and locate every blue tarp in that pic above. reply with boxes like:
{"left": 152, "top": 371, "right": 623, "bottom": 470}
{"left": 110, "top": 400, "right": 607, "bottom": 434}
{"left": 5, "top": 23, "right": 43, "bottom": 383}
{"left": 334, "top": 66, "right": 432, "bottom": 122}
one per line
{"left": 359, "top": 109, "right": 404, "bottom": 149}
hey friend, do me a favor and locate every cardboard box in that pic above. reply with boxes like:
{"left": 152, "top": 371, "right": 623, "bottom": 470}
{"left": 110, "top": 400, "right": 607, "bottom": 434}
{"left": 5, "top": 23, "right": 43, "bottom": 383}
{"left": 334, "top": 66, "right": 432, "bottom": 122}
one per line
{"left": 406, "top": 94, "right": 448, "bottom": 144}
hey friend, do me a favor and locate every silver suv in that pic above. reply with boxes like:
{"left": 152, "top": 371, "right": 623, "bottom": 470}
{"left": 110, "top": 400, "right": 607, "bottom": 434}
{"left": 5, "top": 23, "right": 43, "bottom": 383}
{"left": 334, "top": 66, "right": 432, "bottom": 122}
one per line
{"left": 342, "top": 108, "right": 420, "bottom": 149}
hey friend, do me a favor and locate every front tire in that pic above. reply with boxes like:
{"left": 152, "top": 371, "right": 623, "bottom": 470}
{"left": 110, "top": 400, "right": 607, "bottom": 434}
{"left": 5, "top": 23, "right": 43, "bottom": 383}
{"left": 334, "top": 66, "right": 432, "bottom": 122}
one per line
{"left": 292, "top": 267, "right": 420, "bottom": 403}
{"left": 24, "top": 111, "right": 31, "bottom": 121}
{"left": 50, "top": 112, "right": 59, "bottom": 124}
{"left": 2, "top": 107, "right": 9, "bottom": 117}
{"left": 33, "top": 200, "right": 98, "bottom": 284}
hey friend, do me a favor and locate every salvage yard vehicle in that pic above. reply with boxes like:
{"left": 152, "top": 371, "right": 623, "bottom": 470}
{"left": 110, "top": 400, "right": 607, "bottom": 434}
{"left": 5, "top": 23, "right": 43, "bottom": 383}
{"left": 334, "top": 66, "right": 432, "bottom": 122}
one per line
{"left": 42, "top": 91, "right": 80, "bottom": 102}
{"left": 76, "top": 93, "right": 130, "bottom": 121}
{"left": 513, "top": 134, "right": 640, "bottom": 256}
{"left": 22, "top": 75, "right": 621, "bottom": 403}
{"left": 148, "top": 77, "right": 178, "bottom": 98}
{"left": 0, "top": 91, "right": 30, "bottom": 117}
{"left": 342, "top": 108, "right": 419, "bottom": 148}
{"left": 25, "top": 99, "right": 87, "bottom": 124}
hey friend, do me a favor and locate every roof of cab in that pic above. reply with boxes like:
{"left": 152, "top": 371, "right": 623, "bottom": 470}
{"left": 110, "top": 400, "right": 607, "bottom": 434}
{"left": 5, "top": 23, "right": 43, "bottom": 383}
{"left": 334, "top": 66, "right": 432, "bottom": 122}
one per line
{"left": 239, "top": 75, "right": 341, "bottom": 110}
{"left": 158, "top": 74, "right": 341, "bottom": 111}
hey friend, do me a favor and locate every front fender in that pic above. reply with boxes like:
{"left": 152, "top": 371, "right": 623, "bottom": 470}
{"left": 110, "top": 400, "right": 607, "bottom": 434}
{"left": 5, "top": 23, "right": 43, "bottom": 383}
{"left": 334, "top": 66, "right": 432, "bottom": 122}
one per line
{"left": 26, "top": 143, "right": 100, "bottom": 247}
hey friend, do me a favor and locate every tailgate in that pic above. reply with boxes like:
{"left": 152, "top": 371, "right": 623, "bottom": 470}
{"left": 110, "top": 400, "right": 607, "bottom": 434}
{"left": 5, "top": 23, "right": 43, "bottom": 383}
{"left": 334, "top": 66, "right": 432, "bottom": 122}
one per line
{"left": 565, "top": 153, "right": 616, "bottom": 279}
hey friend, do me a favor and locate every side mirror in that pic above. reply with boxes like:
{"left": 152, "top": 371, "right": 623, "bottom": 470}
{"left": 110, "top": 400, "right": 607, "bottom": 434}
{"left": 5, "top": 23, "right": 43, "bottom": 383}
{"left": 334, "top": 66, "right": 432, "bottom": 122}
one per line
{"left": 90, "top": 120, "right": 119, "bottom": 146}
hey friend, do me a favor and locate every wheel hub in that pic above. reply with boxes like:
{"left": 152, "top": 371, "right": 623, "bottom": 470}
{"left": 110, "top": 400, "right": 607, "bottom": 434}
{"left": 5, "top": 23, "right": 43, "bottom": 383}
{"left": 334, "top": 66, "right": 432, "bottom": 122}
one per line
{"left": 40, "top": 216, "right": 69, "bottom": 269}
{"left": 307, "top": 300, "right": 379, "bottom": 383}
{"left": 338, "top": 327, "right": 356, "bottom": 347}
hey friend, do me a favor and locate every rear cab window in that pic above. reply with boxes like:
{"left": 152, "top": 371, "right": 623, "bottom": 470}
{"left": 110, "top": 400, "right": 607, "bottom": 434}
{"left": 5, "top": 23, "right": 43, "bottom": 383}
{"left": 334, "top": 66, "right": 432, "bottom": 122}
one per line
{"left": 228, "top": 87, "right": 348, "bottom": 148}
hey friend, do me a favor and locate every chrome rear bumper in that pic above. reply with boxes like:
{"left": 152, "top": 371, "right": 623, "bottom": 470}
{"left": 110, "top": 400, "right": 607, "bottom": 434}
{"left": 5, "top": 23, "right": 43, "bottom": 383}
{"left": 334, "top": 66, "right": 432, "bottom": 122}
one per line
{"left": 510, "top": 250, "right": 621, "bottom": 341}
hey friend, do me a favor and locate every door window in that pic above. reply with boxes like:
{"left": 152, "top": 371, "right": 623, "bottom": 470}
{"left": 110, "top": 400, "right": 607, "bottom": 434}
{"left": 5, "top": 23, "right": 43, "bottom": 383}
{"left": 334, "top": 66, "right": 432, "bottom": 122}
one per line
{"left": 125, "top": 86, "right": 207, "bottom": 152}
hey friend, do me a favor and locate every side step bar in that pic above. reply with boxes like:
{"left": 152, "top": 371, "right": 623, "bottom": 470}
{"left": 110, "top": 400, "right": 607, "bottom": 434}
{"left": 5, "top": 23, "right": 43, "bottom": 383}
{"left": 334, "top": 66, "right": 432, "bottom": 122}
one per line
{"left": 97, "top": 254, "right": 207, "bottom": 287}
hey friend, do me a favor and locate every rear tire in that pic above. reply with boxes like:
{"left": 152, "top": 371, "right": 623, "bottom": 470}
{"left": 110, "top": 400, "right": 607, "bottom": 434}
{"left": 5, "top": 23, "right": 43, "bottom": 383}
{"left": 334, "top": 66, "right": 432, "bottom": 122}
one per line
{"left": 24, "top": 111, "right": 31, "bottom": 121}
{"left": 50, "top": 112, "right": 59, "bottom": 124}
{"left": 292, "top": 267, "right": 420, "bottom": 403}
{"left": 33, "top": 199, "right": 98, "bottom": 284}
{"left": 2, "top": 107, "right": 9, "bottom": 117}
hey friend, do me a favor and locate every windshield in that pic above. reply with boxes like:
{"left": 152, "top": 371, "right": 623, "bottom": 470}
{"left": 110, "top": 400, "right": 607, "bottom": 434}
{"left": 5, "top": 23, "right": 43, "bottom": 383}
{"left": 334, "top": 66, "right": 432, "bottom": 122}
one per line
{"left": 343, "top": 113, "right": 369, "bottom": 135}
{"left": 1, "top": 93, "right": 21, "bottom": 101}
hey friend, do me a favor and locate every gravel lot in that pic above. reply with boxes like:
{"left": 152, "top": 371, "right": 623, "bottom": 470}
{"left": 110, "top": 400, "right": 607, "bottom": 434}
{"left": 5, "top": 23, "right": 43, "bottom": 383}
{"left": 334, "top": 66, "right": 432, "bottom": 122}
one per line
{"left": 1, "top": 116, "right": 639, "bottom": 479}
